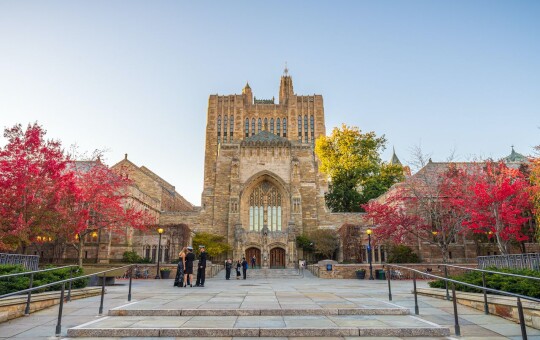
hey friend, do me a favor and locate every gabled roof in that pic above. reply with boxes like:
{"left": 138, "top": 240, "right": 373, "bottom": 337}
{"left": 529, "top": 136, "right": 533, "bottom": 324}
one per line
{"left": 242, "top": 131, "right": 290, "bottom": 145}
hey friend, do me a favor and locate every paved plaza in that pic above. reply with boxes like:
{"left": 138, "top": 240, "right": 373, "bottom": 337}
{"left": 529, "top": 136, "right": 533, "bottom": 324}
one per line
{"left": 1, "top": 269, "right": 539, "bottom": 339}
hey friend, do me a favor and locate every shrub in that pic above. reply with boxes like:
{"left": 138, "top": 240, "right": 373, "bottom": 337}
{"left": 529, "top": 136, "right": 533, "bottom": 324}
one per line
{"left": 428, "top": 267, "right": 540, "bottom": 298}
{"left": 0, "top": 264, "right": 88, "bottom": 296}
{"left": 387, "top": 245, "right": 420, "bottom": 263}
{"left": 122, "top": 251, "right": 142, "bottom": 263}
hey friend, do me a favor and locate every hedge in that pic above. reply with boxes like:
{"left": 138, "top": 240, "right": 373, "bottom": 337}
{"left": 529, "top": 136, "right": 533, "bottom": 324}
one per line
{"left": 428, "top": 267, "right": 540, "bottom": 298}
{"left": 0, "top": 264, "right": 88, "bottom": 296}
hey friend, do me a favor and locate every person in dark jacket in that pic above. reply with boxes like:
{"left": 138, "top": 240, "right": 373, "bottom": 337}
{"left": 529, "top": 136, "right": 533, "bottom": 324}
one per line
{"left": 184, "top": 246, "right": 195, "bottom": 287}
{"left": 242, "top": 257, "right": 248, "bottom": 280}
{"left": 236, "top": 259, "right": 241, "bottom": 279}
{"left": 225, "top": 258, "right": 232, "bottom": 280}
{"left": 195, "top": 245, "right": 207, "bottom": 287}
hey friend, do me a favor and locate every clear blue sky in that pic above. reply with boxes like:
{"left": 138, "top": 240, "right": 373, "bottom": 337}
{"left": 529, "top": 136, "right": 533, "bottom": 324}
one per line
{"left": 1, "top": 1, "right": 539, "bottom": 205}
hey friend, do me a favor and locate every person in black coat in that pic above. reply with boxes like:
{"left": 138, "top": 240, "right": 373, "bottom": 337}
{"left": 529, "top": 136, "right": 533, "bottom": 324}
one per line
{"left": 225, "top": 258, "right": 232, "bottom": 280}
{"left": 195, "top": 245, "right": 207, "bottom": 287}
{"left": 184, "top": 246, "right": 195, "bottom": 287}
{"left": 241, "top": 257, "right": 248, "bottom": 280}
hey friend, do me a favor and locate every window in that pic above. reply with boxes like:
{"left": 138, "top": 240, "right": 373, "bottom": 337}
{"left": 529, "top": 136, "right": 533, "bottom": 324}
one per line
{"left": 251, "top": 118, "right": 255, "bottom": 136}
{"left": 223, "top": 115, "right": 228, "bottom": 143}
{"left": 151, "top": 246, "right": 157, "bottom": 263}
{"left": 310, "top": 115, "right": 314, "bottom": 142}
{"left": 258, "top": 118, "right": 262, "bottom": 133}
{"left": 264, "top": 118, "right": 268, "bottom": 131}
{"left": 283, "top": 118, "right": 287, "bottom": 137}
{"left": 145, "top": 246, "right": 150, "bottom": 260}
{"left": 304, "top": 115, "right": 308, "bottom": 143}
{"left": 298, "top": 115, "right": 302, "bottom": 140}
{"left": 248, "top": 181, "right": 282, "bottom": 231}
{"left": 164, "top": 247, "right": 170, "bottom": 263}
{"left": 245, "top": 118, "right": 249, "bottom": 137}
{"left": 276, "top": 118, "right": 281, "bottom": 136}
{"left": 217, "top": 115, "right": 221, "bottom": 143}
{"left": 270, "top": 118, "right": 274, "bottom": 134}
{"left": 230, "top": 116, "right": 234, "bottom": 140}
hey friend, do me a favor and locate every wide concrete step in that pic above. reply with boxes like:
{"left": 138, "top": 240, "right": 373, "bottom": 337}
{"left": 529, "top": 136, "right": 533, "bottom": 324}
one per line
{"left": 243, "top": 268, "right": 304, "bottom": 279}
{"left": 67, "top": 315, "right": 450, "bottom": 338}
{"left": 109, "top": 307, "right": 410, "bottom": 316}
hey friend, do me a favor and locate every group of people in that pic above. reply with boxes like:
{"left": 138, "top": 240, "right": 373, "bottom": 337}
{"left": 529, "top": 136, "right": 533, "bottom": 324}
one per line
{"left": 224, "top": 257, "right": 249, "bottom": 280}
{"left": 173, "top": 244, "right": 207, "bottom": 288}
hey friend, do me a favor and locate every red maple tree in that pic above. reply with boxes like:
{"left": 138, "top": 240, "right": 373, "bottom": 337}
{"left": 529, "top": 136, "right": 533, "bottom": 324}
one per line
{"left": 363, "top": 163, "right": 470, "bottom": 262}
{"left": 0, "top": 123, "right": 77, "bottom": 250}
{"left": 460, "top": 161, "right": 532, "bottom": 255}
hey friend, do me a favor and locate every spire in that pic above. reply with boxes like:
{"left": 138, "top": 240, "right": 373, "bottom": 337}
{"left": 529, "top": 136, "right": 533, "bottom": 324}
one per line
{"left": 389, "top": 146, "right": 401, "bottom": 165}
{"left": 284, "top": 62, "right": 288, "bottom": 76}
{"left": 504, "top": 145, "right": 527, "bottom": 163}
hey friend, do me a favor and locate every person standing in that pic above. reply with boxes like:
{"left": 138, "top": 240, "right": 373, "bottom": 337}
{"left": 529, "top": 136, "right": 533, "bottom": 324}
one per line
{"left": 242, "top": 257, "right": 248, "bottom": 280}
{"left": 251, "top": 255, "right": 256, "bottom": 269}
{"left": 184, "top": 246, "right": 195, "bottom": 287}
{"left": 236, "top": 259, "right": 241, "bottom": 279}
{"left": 195, "top": 245, "right": 207, "bottom": 287}
{"left": 225, "top": 258, "right": 232, "bottom": 280}
{"left": 174, "top": 247, "right": 187, "bottom": 287}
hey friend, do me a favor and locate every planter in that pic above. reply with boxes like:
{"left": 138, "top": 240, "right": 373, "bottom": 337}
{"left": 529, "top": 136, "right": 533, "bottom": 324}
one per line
{"left": 160, "top": 270, "right": 171, "bottom": 279}
{"left": 355, "top": 271, "right": 366, "bottom": 279}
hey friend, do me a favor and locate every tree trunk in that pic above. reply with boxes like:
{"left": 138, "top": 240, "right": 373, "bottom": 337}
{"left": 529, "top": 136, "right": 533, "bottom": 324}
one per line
{"left": 77, "top": 238, "right": 85, "bottom": 267}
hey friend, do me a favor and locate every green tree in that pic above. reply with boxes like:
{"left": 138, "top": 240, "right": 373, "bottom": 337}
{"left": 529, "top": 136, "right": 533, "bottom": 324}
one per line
{"left": 309, "top": 229, "right": 339, "bottom": 259}
{"left": 192, "top": 232, "right": 231, "bottom": 258}
{"left": 315, "top": 124, "right": 404, "bottom": 212}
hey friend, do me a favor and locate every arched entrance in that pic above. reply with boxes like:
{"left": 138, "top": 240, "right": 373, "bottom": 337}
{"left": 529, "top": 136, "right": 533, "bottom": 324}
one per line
{"left": 245, "top": 247, "right": 261, "bottom": 269}
{"left": 270, "top": 247, "right": 286, "bottom": 268}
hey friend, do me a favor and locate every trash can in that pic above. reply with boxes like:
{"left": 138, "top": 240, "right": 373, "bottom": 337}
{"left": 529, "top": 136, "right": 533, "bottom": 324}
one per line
{"left": 376, "top": 269, "right": 386, "bottom": 280}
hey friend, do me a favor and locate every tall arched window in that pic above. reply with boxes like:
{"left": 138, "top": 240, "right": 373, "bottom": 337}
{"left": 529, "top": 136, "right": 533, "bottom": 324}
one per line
{"left": 248, "top": 181, "right": 283, "bottom": 231}
{"left": 270, "top": 118, "right": 274, "bottom": 134}
{"left": 217, "top": 115, "right": 221, "bottom": 143}
{"left": 297, "top": 115, "right": 302, "bottom": 141}
{"left": 283, "top": 118, "right": 287, "bottom": 137}
{"left": 304, "top": 115, "right": 308, "bottom": 143}
{"left": 245, "top": 118, "right": 249, "bottom": 137}
{"left": 223, "top": 115, "right": 228, "bottom": 143}
{"left": 251, "top": 118, "right": 255, "bottom": 136}
{"left": 310, "top": 115, "right": 314, "bottom": 142}
{"left": 276, "top": 118, "right": 281, "bottom": 136}
{"left": 258, "top": 118, "right": 262, "bottom": 133}
{"left": 230, "top": 116, "right": 234, "bottom": 141}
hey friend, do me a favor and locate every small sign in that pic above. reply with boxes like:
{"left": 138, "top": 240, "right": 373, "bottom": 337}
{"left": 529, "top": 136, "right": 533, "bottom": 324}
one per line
{"left": 326, "top": 264, "right": 332, "bottom": 271}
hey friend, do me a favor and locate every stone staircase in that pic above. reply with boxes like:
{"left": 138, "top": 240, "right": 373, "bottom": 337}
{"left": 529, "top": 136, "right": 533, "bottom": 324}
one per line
{"left": 245, "top": 268, "right": 305, "bottom": 279}
{"left": 67, "top": 306, "right": 450, "bottom": 337}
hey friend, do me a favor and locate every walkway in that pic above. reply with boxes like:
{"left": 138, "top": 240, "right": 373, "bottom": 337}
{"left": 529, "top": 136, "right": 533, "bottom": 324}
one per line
{"left": 0, "top": 269, "right": 539, "bottom": 339}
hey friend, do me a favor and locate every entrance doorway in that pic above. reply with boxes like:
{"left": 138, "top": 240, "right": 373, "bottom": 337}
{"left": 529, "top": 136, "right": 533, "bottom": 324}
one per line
{"left": 270, "top": 247, "right": 286, "bottom": 268}
{"left": 245, "top": 247, "right": 261, "bottom": 269}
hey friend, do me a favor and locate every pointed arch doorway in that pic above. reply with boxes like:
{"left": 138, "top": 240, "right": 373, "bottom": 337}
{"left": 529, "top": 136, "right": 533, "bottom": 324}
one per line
{"left": 270, "top": 247, "right": 286, "bottom": 269}
{"left": 245, "top": 247, "right": 261, "bottom": 269}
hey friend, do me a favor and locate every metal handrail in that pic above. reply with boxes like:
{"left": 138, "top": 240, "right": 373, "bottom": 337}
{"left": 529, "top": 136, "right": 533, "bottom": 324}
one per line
{"left": 0, "top": 265, "right": 79, "bottom": 279}
{"left": 0, "top": 264, "right": 135, "bottom": 337}
{"left": 386, "top": 264, "right": 536, "bottom": 339}
{"left": 442, "top": 263, "right": 540, "bottom": 282}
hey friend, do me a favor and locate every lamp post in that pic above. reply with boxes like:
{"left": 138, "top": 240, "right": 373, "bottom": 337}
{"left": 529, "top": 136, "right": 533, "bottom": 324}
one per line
{"left": 366, "top": 228, "right": 374, "bottom": 280}
{"left": 92, "top": 231, "right": 98, "bottom": 263}
{"left": 155, "top": 228, "right": 164, "bottom": 279}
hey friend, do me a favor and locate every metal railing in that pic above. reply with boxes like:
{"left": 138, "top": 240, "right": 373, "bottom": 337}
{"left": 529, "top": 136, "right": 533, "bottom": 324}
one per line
{"left": 385, "top": 264, "right": 540, "bottom": 339}
{"left": 0, "top": 264, "right": 135, "bottom": 336}
{"left": 478, "top": 253, "right": 540, "bottom": 271}
{"left": 0, "top": 265, "right": 79, "bottom": 315}
{"left": 0, "top": 253, "right": 39, "bottom": 270}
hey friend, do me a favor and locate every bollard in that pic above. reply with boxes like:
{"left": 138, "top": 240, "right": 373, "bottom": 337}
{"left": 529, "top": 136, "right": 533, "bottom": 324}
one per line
{"left": 444, "top": 265, "right": 450, "bottom": 300}
{"left": 386, "top": 267, "right": 392, "bottom": 301}
{"left": 128, "top": 266, "right": 133, "bottom": 302}
{"left": 67, "top": 267, "right": 73, "bottom": 302}
{"left": 517, "top": 297, "right": 528, "bottom": 340}
{"left": 482, "top": 272, "right": 489, "bottom": 315}
{"left": 452, "top": 283, "right": 461, "bottom": 336}
{"left": 25, "top": 273, "right": 34, "bottom": 315}
{"left": 413, "top": 272, "right": 419, "bottom": 315}
{"left": 98, "top": 273, "right": 105, "bottom": 315}
{"left": 55, "top": 283, "right": 65, "bottom": 336}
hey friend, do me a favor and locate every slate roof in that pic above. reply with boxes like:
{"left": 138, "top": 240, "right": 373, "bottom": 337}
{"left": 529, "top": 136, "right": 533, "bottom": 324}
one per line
{"left": 242, "top": 130, "right": 290, "bottom": 145}
{"left": 503, "top": 146, "right": 528, "bottom": 163}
